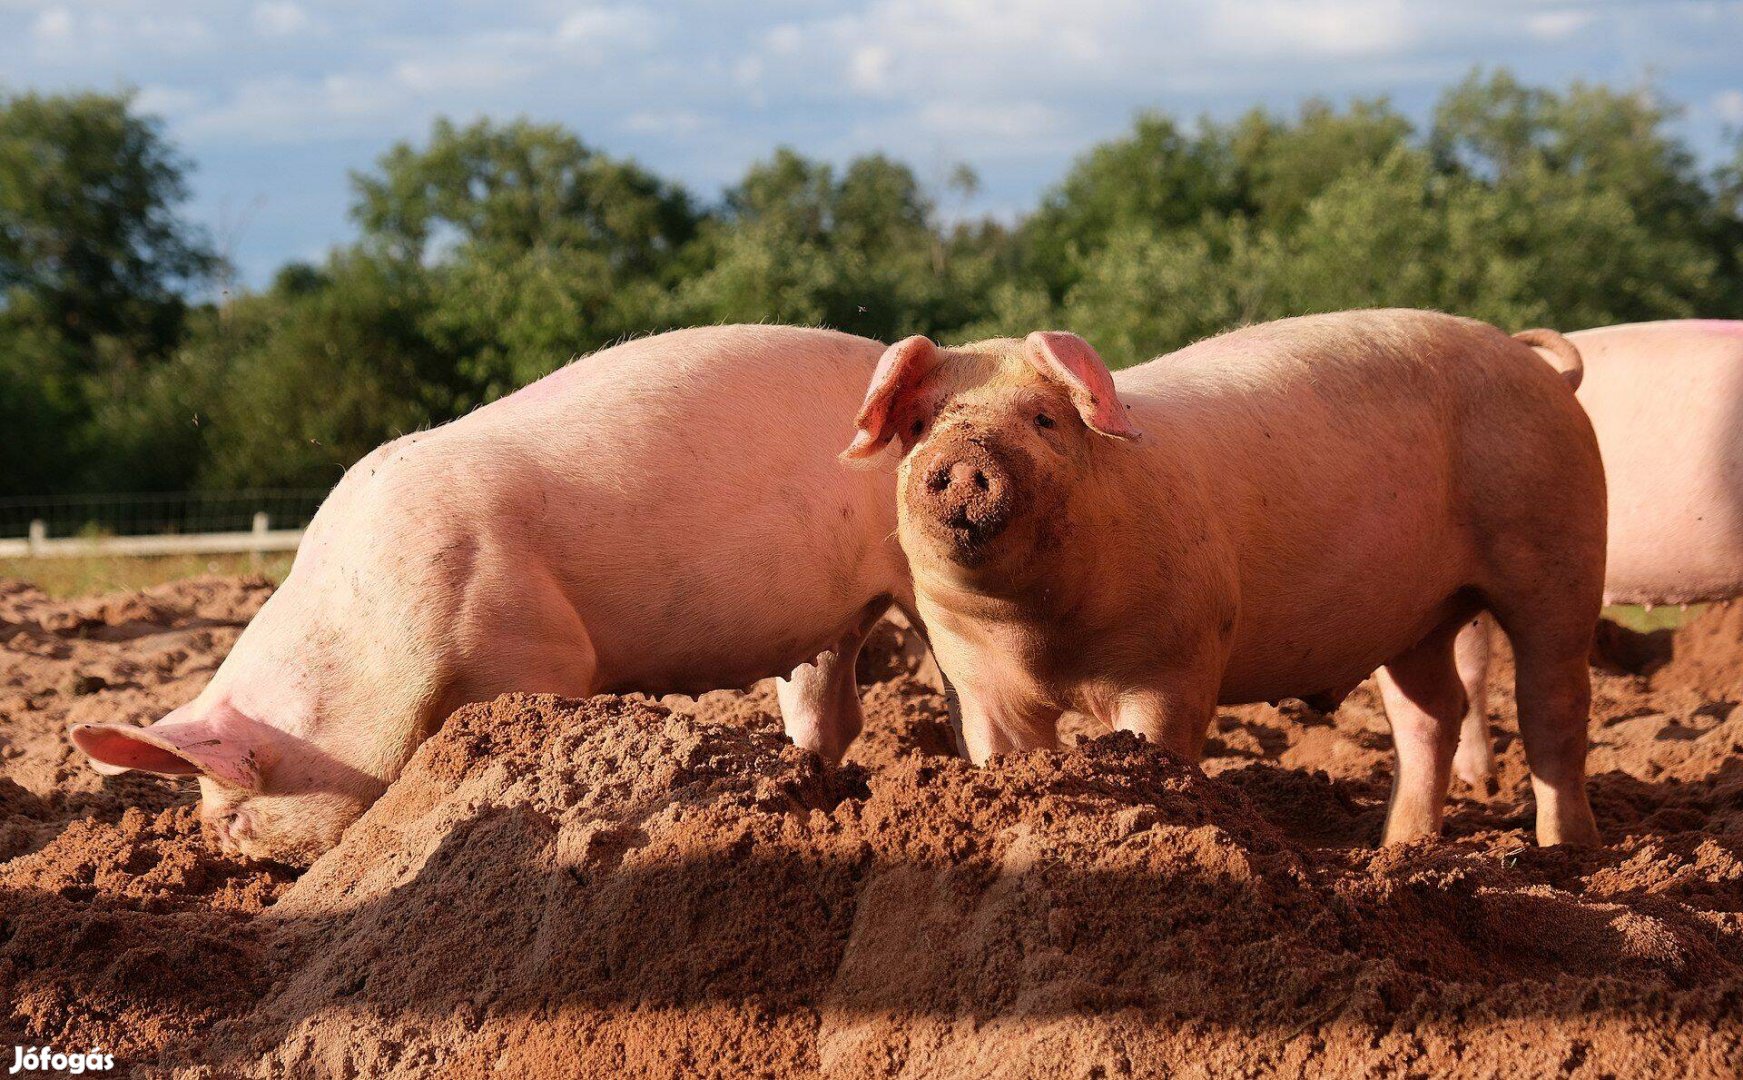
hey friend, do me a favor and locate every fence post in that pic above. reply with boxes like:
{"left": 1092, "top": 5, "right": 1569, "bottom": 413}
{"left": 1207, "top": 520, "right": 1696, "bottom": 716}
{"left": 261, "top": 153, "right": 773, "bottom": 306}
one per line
{"left": 251, "top": 512, "right": 269, "bottom": 571}
{"left": 28, "top": 520, "right": 45, "bottom": 556}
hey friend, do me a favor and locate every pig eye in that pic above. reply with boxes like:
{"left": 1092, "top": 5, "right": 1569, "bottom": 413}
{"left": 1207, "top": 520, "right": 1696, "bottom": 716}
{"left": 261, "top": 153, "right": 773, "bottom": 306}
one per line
{"left": 1035, "top": 413, "right": 1056, "bottom": 430}
{"left": 910, "top": 418, "right": 925, "bottom": 436}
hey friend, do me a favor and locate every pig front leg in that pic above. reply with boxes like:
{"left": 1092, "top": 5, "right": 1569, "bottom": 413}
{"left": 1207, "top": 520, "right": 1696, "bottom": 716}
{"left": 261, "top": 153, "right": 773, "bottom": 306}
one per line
{"left": 777, "top": 648, "right": 863, "bottom": 763}
{"left": 956, "top": 686, "right": 1063, "bottom": 764}
{"left": 1103, "top": 674, "right": 1220, "bottom": 762}
{"left": 776, "top": 600, "right": 890, "bottom": 763}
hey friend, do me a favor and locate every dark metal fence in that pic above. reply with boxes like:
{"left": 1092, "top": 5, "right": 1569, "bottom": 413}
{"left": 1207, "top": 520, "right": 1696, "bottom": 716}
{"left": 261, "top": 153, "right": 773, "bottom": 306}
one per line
{"left": 0, "top": 490, "right": 330, "bottom": 540}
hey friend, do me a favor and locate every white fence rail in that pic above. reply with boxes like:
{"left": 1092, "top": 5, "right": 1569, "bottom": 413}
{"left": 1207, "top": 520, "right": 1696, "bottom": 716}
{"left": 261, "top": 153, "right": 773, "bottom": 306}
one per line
{"left": 0, "top": 513, "right": 305, "bottom": 559}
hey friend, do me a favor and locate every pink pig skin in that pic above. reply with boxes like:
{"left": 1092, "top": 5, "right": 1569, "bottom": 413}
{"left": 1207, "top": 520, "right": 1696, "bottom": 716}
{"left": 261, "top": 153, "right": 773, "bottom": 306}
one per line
{"left": 1452, "top": 320, "right": 1743, "bottom": 791}
{"left": 72, "top": 325, "right": 914, "bottom": 865}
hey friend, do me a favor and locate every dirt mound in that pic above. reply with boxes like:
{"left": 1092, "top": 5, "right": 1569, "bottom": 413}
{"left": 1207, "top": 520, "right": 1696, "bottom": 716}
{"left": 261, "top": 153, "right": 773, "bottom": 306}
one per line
{"left": 3, "top": 578, "right": 1742, "bottom": 1076}
{"left": 1654, "top": 600, "right": 1743, "bottom": 699}
{"left": 236, "top": 695, "right": 1738, "bottom": 1077}
{"left": 0, "top": 576, "right": 290, "bottom": 1065}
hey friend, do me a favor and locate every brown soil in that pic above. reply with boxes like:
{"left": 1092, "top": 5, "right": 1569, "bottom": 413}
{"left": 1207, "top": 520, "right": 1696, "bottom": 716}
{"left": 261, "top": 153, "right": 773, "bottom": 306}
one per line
{"left": 3, "top": 579, "right": 1740, "bottom": 1076}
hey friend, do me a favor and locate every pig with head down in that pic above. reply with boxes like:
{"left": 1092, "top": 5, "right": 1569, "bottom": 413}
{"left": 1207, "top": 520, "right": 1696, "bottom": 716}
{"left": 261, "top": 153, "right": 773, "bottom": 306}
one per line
{"left": 846, "top": 309, "right": 1605, "bottom": 847}
{"left": 1450, "top": 319, "right": 1743, "bottom": 791}
{"left": 73, "top": 325, "right": 915, "bottom": 865}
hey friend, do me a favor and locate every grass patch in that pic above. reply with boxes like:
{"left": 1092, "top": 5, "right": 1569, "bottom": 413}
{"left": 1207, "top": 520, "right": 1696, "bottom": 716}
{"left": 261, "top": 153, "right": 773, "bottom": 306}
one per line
{"left": 0, "top": 552, "right": 294, "bottom": 598}
{"left": 1604, "top": 603, "right": 1705, "bottom": 633}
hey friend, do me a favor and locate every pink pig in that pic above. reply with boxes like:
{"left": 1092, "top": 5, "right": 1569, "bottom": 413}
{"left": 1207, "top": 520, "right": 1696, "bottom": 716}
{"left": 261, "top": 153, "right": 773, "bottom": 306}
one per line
{"left": 1451, "top": 320, "right": 1743, "bottom": 790}
{"left": 73, "top": 325, "right": 914, "bottom": 865}
{"left": 847, "top": 310, "right": 1606, "bottom": 847}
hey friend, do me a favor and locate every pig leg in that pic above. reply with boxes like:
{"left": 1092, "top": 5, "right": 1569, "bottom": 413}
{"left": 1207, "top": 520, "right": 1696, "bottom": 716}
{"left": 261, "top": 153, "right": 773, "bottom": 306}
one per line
{"left": 1106, "top": 679, "right": 1219, "bottom": 761}
{"left": 956, "top": 688, "right": 1061, "bottom": 765}
{"left": 1502, "top": 635, "right": 1601, "bottom": 847}
{"left": 778, "top": 611, "right": 884, "bottom": 763}
{"left": 1450, "top": 615, "right": 1499, "bottom": 795}
{"left": 1484, "top": 576, "right": 1602, "bottom": 846}
{"left": 1377, "top": 619, "right": 1469, "bottom": 844}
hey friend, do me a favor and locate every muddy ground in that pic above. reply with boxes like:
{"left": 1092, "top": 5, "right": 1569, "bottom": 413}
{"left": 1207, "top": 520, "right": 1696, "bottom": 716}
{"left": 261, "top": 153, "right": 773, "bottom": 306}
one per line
{"left": 1, "top": 576, "right": 1739, "bottom": 1077}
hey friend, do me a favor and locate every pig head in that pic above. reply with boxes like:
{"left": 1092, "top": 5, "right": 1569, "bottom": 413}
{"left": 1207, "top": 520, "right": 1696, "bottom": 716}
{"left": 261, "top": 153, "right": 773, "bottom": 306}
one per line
{"left": 844, "top": 331, "right": 1140, "bottom": 587}
{"left": 71, "top": 448, "right": 483, "bottom": 866}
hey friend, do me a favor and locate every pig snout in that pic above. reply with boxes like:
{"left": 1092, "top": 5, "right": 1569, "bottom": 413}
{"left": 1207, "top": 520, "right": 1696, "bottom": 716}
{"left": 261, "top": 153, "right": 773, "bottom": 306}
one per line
{"left": 202, "top": 804, "right": 255, "bottom": 856}
{"left": 914, "top": 441, "right": 1019, "bottom": 555}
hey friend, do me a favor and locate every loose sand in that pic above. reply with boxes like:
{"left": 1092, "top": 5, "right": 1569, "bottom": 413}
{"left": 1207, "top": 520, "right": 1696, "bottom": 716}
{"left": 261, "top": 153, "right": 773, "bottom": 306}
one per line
{"left": 2, "top": 577, "right": 1739, "bottom": 1076}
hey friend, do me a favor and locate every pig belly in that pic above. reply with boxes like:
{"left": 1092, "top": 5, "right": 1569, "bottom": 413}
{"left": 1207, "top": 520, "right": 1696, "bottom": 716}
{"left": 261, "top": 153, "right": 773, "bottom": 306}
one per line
{"left": 1216, "top": 584, "right": 1471, "bottom": 708}
{"left": 574, "top": 539, "right": 897, "bottom": 698}
{"left": 1603, "top": 498, "right": 1743, "bottom": 606}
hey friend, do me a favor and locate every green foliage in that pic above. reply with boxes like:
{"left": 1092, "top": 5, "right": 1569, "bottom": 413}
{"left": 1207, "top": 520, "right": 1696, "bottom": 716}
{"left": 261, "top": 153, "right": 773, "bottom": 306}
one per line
{"left": 188, "top": 254, "right": 459, "bottom": 489}
{"left": 4, "top": 74, "right": 1742, "bottom": 496}
{"left": 352, "top": 117, "right": 701, "bottom": 398}
{"left": 0, "top": 90, "right": 220, "bottom": 494}
{"left": 669, "top": 149, "right": 999, "bottom": 343}
{"left": 0, "top": 91, "right": 218, "bottom": 364}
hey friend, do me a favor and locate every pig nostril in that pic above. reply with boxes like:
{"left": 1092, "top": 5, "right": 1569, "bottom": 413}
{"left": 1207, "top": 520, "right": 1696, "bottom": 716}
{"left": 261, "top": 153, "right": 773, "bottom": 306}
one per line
{"left": 972, "top": 470, "right": 989, "bottom": 492}
{"left": 928, "top": 466, "right": 952, "bottom": 493}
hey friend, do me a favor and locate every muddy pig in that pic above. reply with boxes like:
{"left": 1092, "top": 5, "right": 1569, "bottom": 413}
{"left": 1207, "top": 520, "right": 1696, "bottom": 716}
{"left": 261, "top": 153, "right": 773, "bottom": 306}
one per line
{"left": 73, "top": 325, "right": 915, "bottom": 865}
{"left": 844, "top": 310, "right": 1604, "bottom": 846}
{"left": 1450, "top": 319, "right": 1743, "bottom": 790}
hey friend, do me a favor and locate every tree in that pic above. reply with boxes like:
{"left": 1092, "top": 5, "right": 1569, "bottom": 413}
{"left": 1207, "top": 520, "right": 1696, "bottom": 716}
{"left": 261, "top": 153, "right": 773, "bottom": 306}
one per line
{"left": 188, "top": 254, "right": 458, "bottom": 490}
{"left": 1019, "top": 113, "right": 1240, "bottom": 301}
{"left": 350, "top": 117, "right": 699, "bottom": 395}
{"left": 0, "top": 91, "right": 218, "bottom": 372}
{"left": 0, "top": 91, "right": 220, "bottom": 495}
{"left": 672, "top": 149, "right": 998, "bottom": 343}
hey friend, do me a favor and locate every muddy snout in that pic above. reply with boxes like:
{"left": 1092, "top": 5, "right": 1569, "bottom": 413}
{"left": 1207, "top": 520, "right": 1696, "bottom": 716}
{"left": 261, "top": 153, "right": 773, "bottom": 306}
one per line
{"left": 911, "top": 441, "right": 1022, "bottom": 555}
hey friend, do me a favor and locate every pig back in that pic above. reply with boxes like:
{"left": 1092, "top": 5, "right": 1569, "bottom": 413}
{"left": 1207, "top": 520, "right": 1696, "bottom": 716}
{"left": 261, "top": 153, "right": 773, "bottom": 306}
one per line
{"left": 1110, "top": 309, "right": 1600, "bottom": 702}
{"left": 412, "top": 325, "right": 906, "bottom": 694}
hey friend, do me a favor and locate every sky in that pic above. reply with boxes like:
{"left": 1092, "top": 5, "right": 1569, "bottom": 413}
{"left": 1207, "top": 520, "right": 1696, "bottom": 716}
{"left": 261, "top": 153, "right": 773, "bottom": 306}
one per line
{"left": 4, "top": 0, "right": 1742, "bottom": 288}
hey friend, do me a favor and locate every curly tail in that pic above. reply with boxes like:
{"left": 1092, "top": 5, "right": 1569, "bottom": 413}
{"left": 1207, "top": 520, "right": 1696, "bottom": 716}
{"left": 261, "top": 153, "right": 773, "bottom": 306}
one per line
{"left": 1512, "top": 328, "right": 1583, "bottom": 391}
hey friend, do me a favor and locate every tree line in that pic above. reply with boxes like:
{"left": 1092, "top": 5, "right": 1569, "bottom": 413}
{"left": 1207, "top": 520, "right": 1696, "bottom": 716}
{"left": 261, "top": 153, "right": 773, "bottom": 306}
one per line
{"left": 3, "top": 71, "right": 1741, "bottom": 497}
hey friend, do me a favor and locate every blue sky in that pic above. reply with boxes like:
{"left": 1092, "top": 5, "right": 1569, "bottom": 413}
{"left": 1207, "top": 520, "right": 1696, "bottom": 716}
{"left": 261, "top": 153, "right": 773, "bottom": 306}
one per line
{"left": 4, "top": 0, "right": 1741, "bottom": 288}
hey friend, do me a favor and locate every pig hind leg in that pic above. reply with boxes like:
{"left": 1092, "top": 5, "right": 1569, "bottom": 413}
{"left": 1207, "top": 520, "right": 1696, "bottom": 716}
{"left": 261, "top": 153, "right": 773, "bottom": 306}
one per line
{"left": 1489, "top": 605, "right": 1601, "bottom": 847}
{"left": 1451, "top": 615, "right": 1499, "bottom": 795}
{"left": 1480, "top": 558, "right": 1602, "bottom": 846}
{"left": 1378, "top": 616, "right": 1470, "bottom": 845}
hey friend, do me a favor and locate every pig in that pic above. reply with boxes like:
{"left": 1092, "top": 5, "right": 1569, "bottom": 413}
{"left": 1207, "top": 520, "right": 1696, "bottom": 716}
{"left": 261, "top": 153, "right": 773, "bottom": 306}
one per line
{"left": 843, "top": 310, "right": 1605, "bottom": 846}
{"left": 72, "top": 325, "right": 915, "bottom": 865}
{"left": 1450, "top": 319, "right": 1743, "bottom": 791}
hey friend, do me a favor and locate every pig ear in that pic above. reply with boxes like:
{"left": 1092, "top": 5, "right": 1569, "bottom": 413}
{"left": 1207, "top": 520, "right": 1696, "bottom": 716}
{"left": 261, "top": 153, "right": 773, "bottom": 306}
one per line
{"left": 71, "top": 716, "right": 265, "bottom": 791}
{"left": 842, "top": 336, "right": 942, "bottom": 461}
{"left": 1024, "top": 331, "right": 1142, "bottom": 441}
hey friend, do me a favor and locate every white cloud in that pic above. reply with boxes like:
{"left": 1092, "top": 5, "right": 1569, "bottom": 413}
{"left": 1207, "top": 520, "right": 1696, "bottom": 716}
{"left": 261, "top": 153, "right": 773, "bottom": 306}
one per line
{"left": 394, "top": 56, "right": 522, "bottom": 93}
{"left": 624, "top": 108, "right": 705, "bottom": 136}
{"left": 1525, "top": 9, "right": 1593, "bottom": 41}
{"left": 253, "top": 1, "right": 310, "bottom": 37}
{"left": 30, "top": 6, "right": 72, "bottom": 44}
{"left": 1715, "top": 89, "right": 1743, "bottom": 125}
{"left": 765, "top": 23, "right": 803, "bottom": 55}
{"left": 134, "top": 84, "right": 202, "bottom": 117}
{"left": 849, "top": 44, "right": 893, "bottom": 93}
{"left": 556, "top": 6, "right": 659, "bottom": 49}
{"left": 918, "top": 101, "right": 1065, "bottom": 142}
{"left": 1204, "top": 0, "right": 1422, "bottom": 58}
